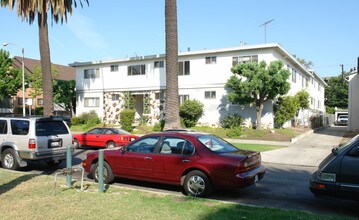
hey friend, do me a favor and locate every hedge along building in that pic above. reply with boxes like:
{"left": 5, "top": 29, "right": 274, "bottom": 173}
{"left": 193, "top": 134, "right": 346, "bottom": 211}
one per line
{"left": 69, "top": 43, "right": 326, "bottom": 128}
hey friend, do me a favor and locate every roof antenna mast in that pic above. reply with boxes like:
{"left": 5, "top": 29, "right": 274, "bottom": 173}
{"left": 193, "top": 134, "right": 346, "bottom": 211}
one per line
{"left": 259, "top": 19, "right": 274, "bottom": 44}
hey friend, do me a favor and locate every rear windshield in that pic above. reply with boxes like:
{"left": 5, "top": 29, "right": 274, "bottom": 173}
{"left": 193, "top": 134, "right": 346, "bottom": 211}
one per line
{"left": 198, "top": 135, "right": 238, "bottom": 153}
{"left": 36, "top": 121, "right": 69, "bottom": 136}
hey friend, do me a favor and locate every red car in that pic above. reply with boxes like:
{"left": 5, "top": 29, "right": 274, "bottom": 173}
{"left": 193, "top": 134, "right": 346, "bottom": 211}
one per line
{"left": 82, "top": 131, "right": 266, "bottom": 197}
{"left": 73, "top": 127, "right": 138, "bottom": 149}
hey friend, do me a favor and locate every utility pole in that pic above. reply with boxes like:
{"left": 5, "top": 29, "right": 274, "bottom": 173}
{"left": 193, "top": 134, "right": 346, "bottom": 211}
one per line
{"left": 259, "top": 19, "right": 274, "bottom": 44}
{"left": 340, "top": 64, "right": 344, "bottom": 81}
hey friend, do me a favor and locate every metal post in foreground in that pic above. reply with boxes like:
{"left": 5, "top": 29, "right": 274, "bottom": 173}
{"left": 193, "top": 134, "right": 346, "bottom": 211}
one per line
{"left": 66, "top": 145, "right": 73, "bottom": 187}
{"left": 98, "top": 149, "right": 104, "bottom": 193}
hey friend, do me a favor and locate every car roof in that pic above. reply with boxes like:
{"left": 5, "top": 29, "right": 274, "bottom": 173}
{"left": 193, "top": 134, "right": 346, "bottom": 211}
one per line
{"left": 146, "top": 130, "right": 210, "bottom": 138}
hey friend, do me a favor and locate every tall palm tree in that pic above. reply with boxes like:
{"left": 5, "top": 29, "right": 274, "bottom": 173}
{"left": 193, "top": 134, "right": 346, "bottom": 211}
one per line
{"left": 164, "top": 0, "right": 181, "bottom": 129}
{"left": 1, "top": 0, "right": 88, "bottom": 116}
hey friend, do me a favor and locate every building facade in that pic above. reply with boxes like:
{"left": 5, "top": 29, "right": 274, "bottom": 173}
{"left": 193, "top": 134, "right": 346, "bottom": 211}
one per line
{"left": 348, "top": 70, "right": 359, "bottom": 131}
{"left": 70, "top": 43, "right": 326, "bottom": 128}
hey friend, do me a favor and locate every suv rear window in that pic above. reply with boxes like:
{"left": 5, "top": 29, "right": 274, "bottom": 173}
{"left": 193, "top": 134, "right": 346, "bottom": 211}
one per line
{"left": 36, "top": 121, "right": 69, "bottom": 136}
{"left": 11, "top": 120, "right": 29, "bottom": 135}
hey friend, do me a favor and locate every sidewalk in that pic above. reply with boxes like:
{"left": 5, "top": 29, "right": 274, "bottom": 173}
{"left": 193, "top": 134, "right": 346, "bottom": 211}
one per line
{"left": 260, "top": 126, "right": 347, "bottom": 167}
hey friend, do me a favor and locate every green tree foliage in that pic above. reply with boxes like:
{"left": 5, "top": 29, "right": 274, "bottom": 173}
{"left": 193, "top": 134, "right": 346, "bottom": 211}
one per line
{"left": 292, "top": 54, "right": 314, "bottom": 69}
{"left": 0, "top": 49, "right": 22, "bottom": 100}
{"left": 179, "top": 99, "right": 204, "bottom": 128}
{"left": 324, "top": 75, "right": 348, "bottom": 109}
{"left": 274, "top": 96, "right": 299, "bottom": 128}
{"left": 295, "top": 90, "right": 310, "bottom": 109}
{"left": 28, "top": 65, "right": 59, "bottom": 99}
{"left": 53, "top": 80, "right": 76, "bottom": 115}
{"left": 226, "top": 61, "right": 291, "bottom": 129}
{"left": 122, "top": 92, "right": 135, "bottom": 109}
{"left": 221, "top": 114, "right": 243, "bottom": 129}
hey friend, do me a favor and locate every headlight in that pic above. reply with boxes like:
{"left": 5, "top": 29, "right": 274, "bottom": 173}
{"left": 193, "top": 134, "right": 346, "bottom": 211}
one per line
{"left": 319, "top": 172, "right": 336, "bottom": 182}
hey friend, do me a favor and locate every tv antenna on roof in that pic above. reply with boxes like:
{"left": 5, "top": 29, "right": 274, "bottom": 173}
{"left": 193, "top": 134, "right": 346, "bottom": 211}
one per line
{"left": 259, "top": 19, "right": 274, "bottom": 44}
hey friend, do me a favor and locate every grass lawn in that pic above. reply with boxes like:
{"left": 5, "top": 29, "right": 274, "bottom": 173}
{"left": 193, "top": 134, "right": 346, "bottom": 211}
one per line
{"left": 0, "top": 169, "right": 351, "bottom": 220}
{"left": 232, "top": 143, "right": 286, "bottom": 152}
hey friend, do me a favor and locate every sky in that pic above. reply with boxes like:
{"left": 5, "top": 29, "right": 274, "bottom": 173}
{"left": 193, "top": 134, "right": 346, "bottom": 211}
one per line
{"left": 0, "top": 0, "right": 358, "bottom": 77}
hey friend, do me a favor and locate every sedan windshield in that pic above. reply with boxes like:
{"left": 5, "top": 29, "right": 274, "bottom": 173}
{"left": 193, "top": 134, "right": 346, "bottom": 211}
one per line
{"left": 198, "top": 135, "right": 238, "bottom": 153}
{"left": 334, "top": 134, "right": 359, "bottom": 155}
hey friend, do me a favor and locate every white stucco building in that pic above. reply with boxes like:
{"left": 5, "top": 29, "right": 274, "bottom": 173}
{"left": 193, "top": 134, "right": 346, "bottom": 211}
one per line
{"left": 348, "top": 70, "right": 359, "bottom": 131}
{"left": 69, "top": 43, "right": 326, "bottom": 128}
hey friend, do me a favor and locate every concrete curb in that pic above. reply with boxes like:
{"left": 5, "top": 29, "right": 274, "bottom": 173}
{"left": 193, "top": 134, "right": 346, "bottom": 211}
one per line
{"left": 290, "top": 127, "right": 325, "bottom": 143}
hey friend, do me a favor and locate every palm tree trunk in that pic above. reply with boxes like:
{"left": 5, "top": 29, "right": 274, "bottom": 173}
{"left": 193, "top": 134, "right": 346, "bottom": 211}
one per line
{"left": 163, "top": 0, "right": 181, "bottom": 129}
{"left": 38, "top": 6, "right": 54, "bottom": 116}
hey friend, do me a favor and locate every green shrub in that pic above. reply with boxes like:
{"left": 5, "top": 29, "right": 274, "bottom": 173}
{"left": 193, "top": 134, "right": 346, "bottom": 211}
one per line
{"left": 274, "top": 96, "right": 299, "bottom": 128}
{"left": 179, "top": 99, "right": 204, "bottom": 128}
{"left": 221, "top": 114, "right": 243, "bottom": 129}
{"left": 137, "top": 115, "right": 150, "bottom": 125}
{"left": 71, "top": 116, "right": 84, "bottom": 125}
{"left": 152, "top": 120, "right": 165, "bottom": 132}
{"left": 120, "top": 109, "right": 135, "bottom": 132}
{"left": 71, "top": 110, "right": 100, "bottom": 126}
{"left": 35, "top": 107, "right": 43, "bottom": 115}
{"left": 225, "top": 127, "right": 243, "bottom": 138}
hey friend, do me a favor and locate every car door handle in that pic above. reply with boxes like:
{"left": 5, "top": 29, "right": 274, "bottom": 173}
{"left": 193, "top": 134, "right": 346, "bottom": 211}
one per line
{"left": 182, "top": 159, "right": 190, "bottom": 163}
{"left": 144, "top": 157, "right": 152, "bottom": 160}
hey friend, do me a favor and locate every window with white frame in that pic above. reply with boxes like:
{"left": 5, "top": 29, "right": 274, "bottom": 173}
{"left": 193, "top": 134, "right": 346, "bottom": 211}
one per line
{"left": 317, "top": 100, "right": 321, "bottom": 109}
{"left": 292, "top": 69, "right": 297, "bottom": 83}
{"left": 179, "top": 61, "right": 190, "bottom": 75}
{"left": 84, "top": 69, "right": 100, "bottom": 79}
{"left": 84, "top": 97, "right": 100, "bottom": 107}
{"left": 37, "top": 98, "right": 43, "bottom": 106}
{"left": 318, "top": 84, "right": 322, "bottom": 92}
{"left": 205, "top": 91, "right": 216, "bottom": 99}
{"left": 111, "top": 94, "right": 120, "bottom": 101}
{"left": 311, "top": 97, "right": 315, "bottom": 106}
{"left": 128, "top": 64, "right": 146, "bottom": 75}
{"left": 154, "top": 61, "right": 164, "bottom": 68}
{"left": 232, "top": 55, "right": 258, "bottom": 66}
{"left": 205, "top": 56, "right": 217, "bottom": 64}
{"left": 179, "top": 95, "right": 189, "bottom": 105}
{"left": 110, "top": 65, "right": 119, "bottom": 72}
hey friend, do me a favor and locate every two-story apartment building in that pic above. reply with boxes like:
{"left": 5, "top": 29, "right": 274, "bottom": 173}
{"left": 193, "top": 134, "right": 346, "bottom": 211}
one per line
{"left": 70, "top": 43, "right": 326, "bottom": 128}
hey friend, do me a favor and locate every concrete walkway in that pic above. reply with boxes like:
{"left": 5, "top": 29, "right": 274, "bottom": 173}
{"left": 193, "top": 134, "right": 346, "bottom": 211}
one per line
{"left": 260, "top": 126, "right": 348, "bottom": 167}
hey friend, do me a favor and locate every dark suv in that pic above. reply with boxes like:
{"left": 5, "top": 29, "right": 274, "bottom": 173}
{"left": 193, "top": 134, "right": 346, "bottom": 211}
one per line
{"left": 0, "top": 116, "right": 73, "bottom": 170}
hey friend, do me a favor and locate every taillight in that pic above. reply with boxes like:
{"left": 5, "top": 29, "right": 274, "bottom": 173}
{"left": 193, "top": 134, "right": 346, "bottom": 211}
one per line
{"left": 28, "top": 139, "right": 36, "bottom": 149}
{"left": 236, "top": 154, "right": 261, "bottom": 173}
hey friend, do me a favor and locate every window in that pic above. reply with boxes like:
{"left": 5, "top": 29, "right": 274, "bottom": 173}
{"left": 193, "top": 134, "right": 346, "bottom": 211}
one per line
{"left": 0, "top": 98, "right": 12, "bottom": 108}
{"left": 317, "top": 100, "right": 321, "bottom": 109}
{"left": 292, "top": 69, "right": 297, "bottom": 83}
{"left": 159, "top": 137, "right": 194, "bottom": 155}
{"left": 232, "top": 55, "right": 258, "bottom": 66}
{"left": 311, "top": 97, "right": 315, "bottom": 106}
{"left": 36, "top": 121, "right": 69, "bottom": 136}
{"left": 18, "top": 97, "right": 23, "bottom": 105}
{"left": 128, "top": 64, "right": 146, "bottom": 75}
{"left": 110, "top": 65, "right": 119, "bottom": 72}
{"left": 205, "top": 56, "right": 217, "bottom": 64}
{"left": 10, "top": 120, "right": 29, "bottom": 135}
{"left": 84, "top": 97, "right": 100, "bottom": 107}
{"left": 154, "top": 61, "right": 164, "bottom": 68}
{"left": 37, "top": 98, "right": 43, "bottom": 106}
{"left": 111, "top": 94, "right": 120, "bottom": 101}
{"left": 155, "top": 93, "right": 160, "bottom": 100}
{"left": 305, "top": 78, "right": 309, "bottom": 87}
{"left": 205, "top": 91, "right": 216, "bottom": 99}
{"left": 179, "top": 61, "right": 190, "bottom": 75}
{"left": 0, "top": 120, "right": 7, "bottom": 134}
{"left": 318, "top": 84, "right": 322, "bottom": 92}
{"left": 179, "top": 95, "right": 189, "bottom": 105}
{"left": 126, "top": 136, "right": 160, "bottom": 153}
{"left": 84, "top": 69, "right": 100, "bottom": 79}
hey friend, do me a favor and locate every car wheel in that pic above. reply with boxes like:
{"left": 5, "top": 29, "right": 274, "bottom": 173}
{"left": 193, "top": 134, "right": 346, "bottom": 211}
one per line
{"left": 1, "top": 149, "right": 20, "bottom": 170}
{"left": 46, "top": 160, "right": 62, "bottom": 167}
{"left": 74, "top": 139, "right": 81, "bottom": 149}
{"left": 106, "top": 141, "right": 116, "bottom": 149}
{"left": 91, "top": 161, "right": 115, "bottom": 184}
{"left": 183, "top": 170, "right": 212, "bottom": 197}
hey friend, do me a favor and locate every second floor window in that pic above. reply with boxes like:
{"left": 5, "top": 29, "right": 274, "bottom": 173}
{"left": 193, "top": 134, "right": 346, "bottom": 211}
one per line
{"left": 84, "top": 69, "right": 100, "bottom": 79}
{"left": 205, "top": 91, "right": 216, "bottom": 99}
{"left": 205, "top": 56, "right": 217, "bottom": 64}
{"left": 128, "top": 65, "right": 146, "bottom": 75}
{"left": 179, "top": 61, "right": 190, "bottom": 75}
{"left": 154, "top": 61, "right": 164, "bottom": 68}
{"left": 292, "top": 69, "right": 297, "bottom": 83}
{"left": 110, "top": 65, "right": 119, "bottom": 72}
{"left": 232, "top": 55, "right": 258, "bottom": 66}
{"left": 84, "top": 97, "right": 100, "bottom": 107}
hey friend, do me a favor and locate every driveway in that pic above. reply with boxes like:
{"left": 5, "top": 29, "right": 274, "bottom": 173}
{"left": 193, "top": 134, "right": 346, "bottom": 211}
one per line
{"left": 261, "top": 126, "right": 348, "bottom": 166}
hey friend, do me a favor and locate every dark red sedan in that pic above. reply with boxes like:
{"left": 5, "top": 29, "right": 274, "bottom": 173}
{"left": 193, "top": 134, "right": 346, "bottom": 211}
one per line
{"left": 82, "top": 131, "right": 266, "bottom": 197}
{"left": 73, "top": 127, "right": 138, "bottom": 149}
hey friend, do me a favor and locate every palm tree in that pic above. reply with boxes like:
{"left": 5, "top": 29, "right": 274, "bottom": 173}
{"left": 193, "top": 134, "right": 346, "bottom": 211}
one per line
{"left": 164, "top": 0, "right": 181, "bottom": 129}
{"left": 1, "top": 0, "right": 88, "bottom": 116}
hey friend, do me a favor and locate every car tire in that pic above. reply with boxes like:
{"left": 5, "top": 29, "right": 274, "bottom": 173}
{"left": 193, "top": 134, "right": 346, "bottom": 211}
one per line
{"left": 106, "top": 141, "right": 116, "bottom": 149}
{"left": 74, "top": 139, "right": 81, "bottom": 149}
{"left": 183, "top": 170, "right": 212, "bottom": 197}
{"left": 1, "top": 149, "right": 20, "bottom": 170}
{"left": 91, "top": 161, "right": 115, "bottom": 184}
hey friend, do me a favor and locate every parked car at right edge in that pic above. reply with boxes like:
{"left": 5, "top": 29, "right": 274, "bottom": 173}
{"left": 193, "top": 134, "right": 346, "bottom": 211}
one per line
{"left": 309, "top": 134, "right": 359, "bottom": 201}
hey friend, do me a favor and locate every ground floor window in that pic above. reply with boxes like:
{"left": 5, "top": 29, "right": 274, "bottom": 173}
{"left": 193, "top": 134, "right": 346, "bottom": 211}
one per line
{"left": 205, "top": 91, "right": 216, "bottom": 99}
{"left": 84, "top": 97, "right": 100, "bottom": 107}
{"left": 179, "top": 95, "right": 189, "bottom": 105}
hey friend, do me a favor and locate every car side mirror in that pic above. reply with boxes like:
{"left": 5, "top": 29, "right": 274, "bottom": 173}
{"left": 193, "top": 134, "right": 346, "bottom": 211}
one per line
{"left": 347, "top": 146, "right": 359, "bottom": 157}
{"left": 120, "top": 146, "right": 126, "bottom": 154}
